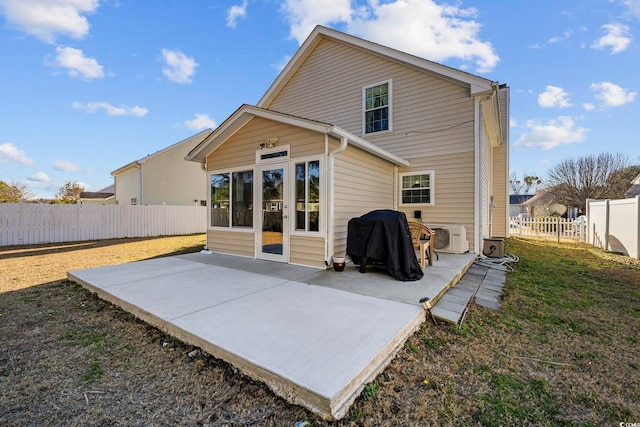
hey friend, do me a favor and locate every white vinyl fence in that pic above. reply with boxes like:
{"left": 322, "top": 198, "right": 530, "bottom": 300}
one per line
{"left": 0, "top": 203, "right": 207, "bottom": 246}
{"left": 587, "top": 196, "right": 640, "bottom": 259}
{"left": 509, "top": 216, "right": 586, "bottom": 242}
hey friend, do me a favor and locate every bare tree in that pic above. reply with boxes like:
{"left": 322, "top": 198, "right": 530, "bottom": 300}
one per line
{"left": 56, "top": 181, "right": 85, "bottom": 204}
{"left": 546, "top": 152, "right": 634, "bottom": 213}
{"left": 509, "top": 172, "right": 542, "bottom": 195}
{"left": 0, "top": 180, "right": 34, "bottom": 202}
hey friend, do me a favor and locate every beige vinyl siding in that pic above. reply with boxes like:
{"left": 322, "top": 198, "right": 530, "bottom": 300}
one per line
{"left": 114, "top": 168, "right": 140, "bottom": 205}
{"left": 290, "top": 235, "right": 325, "bottom": 268}
{"left": 266, "top": 37, "right": 478, "bottom": 250}
{"left": 492, "top": 143, "right": 508, "bottom": 237}
{"left": 397, "top": 149, "right": 476, "bottom": 250}
{"left": 143, "top": 142, "right": 206, "bottom": 205}
{"left": 206, "top": 230, "right": 254, "bottom": 257}
{"left": 207, "top": 117, "right": 326, "bottom": 171}
{"left": 333, "top": 145, "right": 395, "bottom": 257}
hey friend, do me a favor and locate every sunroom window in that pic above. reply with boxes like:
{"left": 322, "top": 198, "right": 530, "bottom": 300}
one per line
{"left": 210, "top": 170, "right": 253, "bottom": 227}
{"left": 295, "top": 160, "right": 320, "bottom": 232}
{"left": 400, "top": 171, "right": 434, "bottom": 205}
{"left": 364, "top": 81, "right": 391, "bottom": 134}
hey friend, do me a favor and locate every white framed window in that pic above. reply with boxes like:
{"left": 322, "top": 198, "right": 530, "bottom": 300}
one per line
{"left": 399, "top": 171, "right": 434, "bottom": 206}
{"left": 363, "top": 80, "right": 392, "bottom": 134}
{"left": 255, "top": 144, "right": 290, "bottom": 164}
{"left": 210, "top": 169, "right": 254, "bottom": 228}
{"left": 294, "top": 159, "right": 321, "bottom": 233}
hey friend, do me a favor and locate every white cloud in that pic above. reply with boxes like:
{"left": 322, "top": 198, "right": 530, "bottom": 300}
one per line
{"left": 591, "top": 23, "right": 632, "bottom": 54}
{"left": 227, "top": 0, "right": 248, "bottom": 28}
{"left": 273, "top": 54, "right": 292, "bottom": 72}
{"left": 590, "top": 81, "right": 636, "bottom": 107}
{"left": 515, "top": 116, "right": 588, "bottom": 150}
{"left": 281, "top": 0, "right": 499, "bottom": 73}
{"left": 0, "top": 0, "right": 99, "bottom": 43}
{"left": 0, "top": 142, "right": 34, "bottom": 166}
{"left": 538, "top": 85, "right": 572, "bottom": 108}
{"left": 28, "top": 171, "right": 51, "bottom": 184}
{"left": 161, "top": 49, "right": 198, "bottom": 84}
{"left": 184, "top": 113, "right": 216, "bottom": 130}
{"left": 53, "top": 159, "right": 80, "bottom": 172}
{"left": 53, "top": 46, "right": 104, "bottom": 80}
{"left": 72, "top": 101, "right": 149, "bottom": 117}
{"left": 548, "top": 29, "right": 573, "bottom": 44}
{"left": 282, "top": 0, "right": 352, "bottom": 43}
{"left": 583, "top": 103, "right": 595, "bottom": 111}
{"left": 622, "top": 0, "right": 640, "bottom": 20}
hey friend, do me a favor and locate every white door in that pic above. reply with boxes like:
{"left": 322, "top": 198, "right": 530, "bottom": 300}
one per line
{"left": 256, "top": 162, "right": 289, "bottom": 262}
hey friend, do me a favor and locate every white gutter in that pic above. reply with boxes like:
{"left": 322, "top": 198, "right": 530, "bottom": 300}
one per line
{"left": 325, "top": 136, "right": 349, "bottom": 265}
{"left": 474, "top": 96, "right": 482, "bottom": 254}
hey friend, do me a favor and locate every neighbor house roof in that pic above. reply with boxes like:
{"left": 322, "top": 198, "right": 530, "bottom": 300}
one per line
{"left": 111, "top": 129, "right": 213, "bottom": 176}
{"left": 509, "top": 194, "right": 534, "bottom": 205}
{"left": 186, "top": 104, "right": 410, "bottom": 167}
{"left": 625, "top": 173, "right": 640, "bottom": 198}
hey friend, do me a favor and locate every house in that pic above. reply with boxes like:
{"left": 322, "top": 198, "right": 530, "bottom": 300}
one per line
{"left": 79, "top": 184, "right": 115, "bottom": 204}
{"left": 112, "top": 129, "right": 212, "bottom": 205}
{"left": 186, "top": 26, "right": 509, "bottom": 268}
{"left": 509, "top": 194, "right": 534, "bottom": 217}
{"left": 625, "top": 173, "right": 640, "bottom": 198}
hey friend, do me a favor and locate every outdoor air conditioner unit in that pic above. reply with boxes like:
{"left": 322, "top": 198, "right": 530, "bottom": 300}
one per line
{"left": 426, "top": 224, "right": 469, "bottom": 254}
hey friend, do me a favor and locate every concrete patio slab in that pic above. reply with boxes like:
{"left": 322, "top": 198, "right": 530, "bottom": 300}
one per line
{"left": 68, "top": 251, "right": 476, "bottom": 420}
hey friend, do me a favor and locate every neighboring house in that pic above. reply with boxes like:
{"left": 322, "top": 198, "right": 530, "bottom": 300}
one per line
{"left": 79, "top": 184, "right": 115, "bottom": 204}
{"left": 186, "top": 26, "right": 509, "bottom": 269}
{"left": 624, "top": 173, "right": 640, "bottom": 198}
{"left": 112, "top": 129, "right": 212, "bottom": 205}
{"left": 509, "top": 194, "right": 534, "bottom": 217}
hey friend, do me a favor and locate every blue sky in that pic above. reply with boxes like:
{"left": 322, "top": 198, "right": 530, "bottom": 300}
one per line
{"left": 0, "top": 0, "right": 638, "bottom": 198}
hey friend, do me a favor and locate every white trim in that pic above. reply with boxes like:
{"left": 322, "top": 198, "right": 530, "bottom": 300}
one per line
{"left": 208, "top": 167, "right": 256, "bottom": 231}
{"left": 255, "top": 144, "right": 291, "bottom": 164}
{"left": 398, "top": 170, "right": 435, "bottom": 207}
{"left": 474, "top": 96, "right": 482, "bottom": 254}
{"left": 289, "top": 156, "right": 326, "bottom": 237}
{"left": 362, "top": 79, "right": 393, "bottom": 136}
{"left": 255, "top": 161, "right": 290, "bottom": 263}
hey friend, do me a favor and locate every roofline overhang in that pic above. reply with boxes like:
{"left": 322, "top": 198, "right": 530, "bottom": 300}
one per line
{"left": 185, "top": 104, "right": 409, "bottom": 167}
{"left": 258, "top": 25, "right": 496, "bottom": 108}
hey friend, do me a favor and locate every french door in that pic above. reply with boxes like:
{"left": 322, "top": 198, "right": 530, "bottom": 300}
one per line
{"left": 256, "top": 162, "right": 289, "bottom": 262}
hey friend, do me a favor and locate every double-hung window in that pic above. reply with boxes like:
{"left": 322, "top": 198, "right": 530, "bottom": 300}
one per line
{"left": 400, "top": 171, "right": 434, "bottom": 206}
{"left": 294, "top": 160, "right": 320, "bottom": 232}
{"left": 364, "top": 80, "right": 391, "bottom": 134}
{"left": 210, "top": 170, "right": 253, "bottom": 228}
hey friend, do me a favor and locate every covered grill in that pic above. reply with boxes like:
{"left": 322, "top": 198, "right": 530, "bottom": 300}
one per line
{"left": 346, "top": 210, "right": 423, "bottom": 281}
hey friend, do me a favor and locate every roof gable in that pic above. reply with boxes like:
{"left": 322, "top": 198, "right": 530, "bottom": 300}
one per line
{"left": 186, "top": 104, "right": 409, "bottom": 167}
{"left": 258, "top": 25, "right": 496, "bottom": 108}
{"left": 111, "top": 129, "right": 212, "bottom": 176}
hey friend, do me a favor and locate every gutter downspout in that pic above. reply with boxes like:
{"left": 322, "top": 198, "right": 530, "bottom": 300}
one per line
{"left": 137, "top": 161, "right": 145, "bottom": 205}
{"left": 325, "top": 136, "right": 349, "bottom": 265}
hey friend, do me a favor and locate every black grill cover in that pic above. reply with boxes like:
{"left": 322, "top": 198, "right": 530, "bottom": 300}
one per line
{"left": 346, "top": 210, "right": 423, "bottom": 281}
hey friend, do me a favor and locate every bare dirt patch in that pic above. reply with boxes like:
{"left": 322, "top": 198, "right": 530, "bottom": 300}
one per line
{"left": 1, "top": 236, "right": 639, "bottom": 426}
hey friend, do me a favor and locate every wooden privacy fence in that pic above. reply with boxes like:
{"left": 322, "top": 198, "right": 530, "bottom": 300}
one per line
{"left": 0, "top": 203, "right": 207, "bottom": 246}
{"left": 509, "top": 216, "right": 585, "bottom": 242}
{"left": 587, "top": 196, "right": 640, "bottom": 259}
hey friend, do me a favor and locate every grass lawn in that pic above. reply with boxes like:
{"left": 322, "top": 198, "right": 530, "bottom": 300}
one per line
{"left": 1, "top": 235, "right": 639, "bottom": 425}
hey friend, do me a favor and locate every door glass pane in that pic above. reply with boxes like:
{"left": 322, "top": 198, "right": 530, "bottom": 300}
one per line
{"left": 262, "top": 168, "right": 284, "bottom": 255}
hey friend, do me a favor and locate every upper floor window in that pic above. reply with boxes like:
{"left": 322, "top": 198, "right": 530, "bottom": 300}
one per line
{"left": 400, "top": 171, "right": 434, "bottom": 206}
{"left": 363, "top": 80, "right": 391, "bottom": 134}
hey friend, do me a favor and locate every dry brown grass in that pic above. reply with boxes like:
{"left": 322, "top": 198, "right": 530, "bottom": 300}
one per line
{"left": 1, "top": 235, "right": 639, "bottom": 426}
